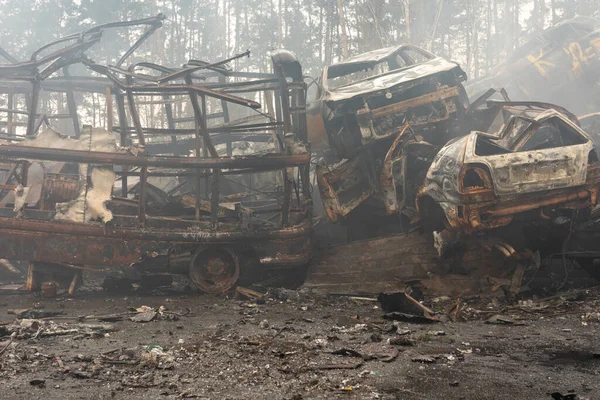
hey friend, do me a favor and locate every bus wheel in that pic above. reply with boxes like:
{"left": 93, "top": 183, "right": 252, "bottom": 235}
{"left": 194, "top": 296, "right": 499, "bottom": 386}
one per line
{"left": 189, "top": 247, "right": 240, "bottom": 294}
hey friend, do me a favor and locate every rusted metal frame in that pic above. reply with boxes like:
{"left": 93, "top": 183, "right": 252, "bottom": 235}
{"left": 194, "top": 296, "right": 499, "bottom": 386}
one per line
{"left": 6, "top": 91, "right": 13, "bottom": 136}
{"left": 103, "top": 65, "right": 162, "bottom": 83}
{"left": 157, "top": 50, "right": 250, "bottom": 83}
{"left": 0, "top": 215, "right": 312, "bottom": 242}
{"left": 200, "top": 94, "right": 210, "bottom": 202}
{"left": 203, "top": 70, "right": 275, "bottom": 80}
{"left": 200, "top": 77, "right": 279, "bottom": 90}
{"left": 29, "top": 32, "right": 101, "bottom": 63}
{"left": 116, "top": 122, "right": 281, "bottom": 136}
{"left": 0, "top": 47, "right": 17, "bottom": 64}
{"left": 63, "top": 67, "right": 81, "bottom": 138}
{"left": 484, "top": 190, "right": 592, "bottom": 218}
{"left": 211, "top": 169, "right": 220, "bottom": 230}
{"left": 81, "top": 14, "right": 166, "bottom": 37}
{"left": 121, "top": 165, "right": 287, "bottom": 178}
{"left": 194, "top": 118, "right": 203, "bottom": 220}
{"left": 281, "top": 169, "right": 293, "bottom": 228}
{"left": 138, "top": 166, "right": 148, "bottom": 227}
{"left": 25, "top": 78, "right": 41, "bottom": 137}
{"left": 291, "top": 78, "right": 310, "bottom": 201}
{"left": 33, "top": 114, "right": 49, "bottom": 134}
{"left": 162, "top": 93, "right": 178, "bottom": 154}
{"left": 116, "top": 18, "right": 164, "bottom": 68}
{"left": 486, "top": 100, "right": 580, "bottom": 126}
{"left": 275, "top": 64, "right": 293, "bottom": 227}
{"left": 125, "top": 71, "right": 145, "bottom": 146}
{"left": 0, "top": 107, "right": 29, "bottom": 116}
{"left": 292, "top": 79, "right": 308, "bottom": 144}
{"left": 380, "top": 123, "right": 414, "bottom": 215}
{"left": 219, "top": 75, "right": 233, "bottom": 156}
{"left": 115, "top": 90, "right": 129, "bottom": 197}
{"left": 106, "top": 86, "right": 113, "bottom": 133}
{"left": 0, "top": 145, "right": 310, "bottom": 169}
{"left": 467, "top": 88, "right": 511, "bottom": 112}
{"left": 275, "top": 65, "right": 292, "bottom": 134}
{"left": 0, "top": 164, "right": 17, "bottom": 186}
{"left": 184, "top": 75, "right": 218, "bottom": 157}
{"left": 20, "top": 161, "right": 29, "bottom": 187}
{"left": 87, "top": 62, "right": 260, "bottom": 109}
{"left": 358, "top": 86, "right": 460, "bottom": 121}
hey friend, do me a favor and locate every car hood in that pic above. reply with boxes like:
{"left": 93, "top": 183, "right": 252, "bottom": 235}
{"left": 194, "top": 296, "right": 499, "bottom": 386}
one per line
{"left": 325, "top": 57, "right": 464, "bottom": 103}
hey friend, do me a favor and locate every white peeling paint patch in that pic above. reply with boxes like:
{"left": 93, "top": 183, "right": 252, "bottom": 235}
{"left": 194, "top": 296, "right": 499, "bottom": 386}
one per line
{"left": 13, "top": 184, "right": 30, "bottom": 217}
{"left": 55, "top": 167, "right": 115, "bottom": 223}
{"left": 13, "top": 127, "right": 121, "bottom": 153}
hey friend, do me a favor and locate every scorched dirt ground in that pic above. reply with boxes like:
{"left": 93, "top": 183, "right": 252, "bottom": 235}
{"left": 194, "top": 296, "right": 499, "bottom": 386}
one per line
{"left": 1, "top": 279, "right": 599, "bottom": 400}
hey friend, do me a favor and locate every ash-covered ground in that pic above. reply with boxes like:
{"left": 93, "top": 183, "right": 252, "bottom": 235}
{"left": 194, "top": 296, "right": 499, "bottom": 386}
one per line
{"left": 1, "top": 274, "right": 599, "bottom": 400}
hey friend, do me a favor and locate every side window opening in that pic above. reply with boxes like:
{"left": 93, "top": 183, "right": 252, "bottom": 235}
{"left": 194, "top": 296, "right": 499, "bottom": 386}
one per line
{"left": 520, "top": 118, "right": 587, "bottom": 152}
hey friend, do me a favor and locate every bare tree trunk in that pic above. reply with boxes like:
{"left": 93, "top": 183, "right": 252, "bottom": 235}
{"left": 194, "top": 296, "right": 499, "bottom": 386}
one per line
{"left": 278, "top": 0, "right": 283, "bottom": 48}
{"left": 403, "top": 0, "right": 411, "bottom": 44}
{"left": 336, "top": 0, "right": 349, "bottom": 59}
{"left": 429, "top": 0, "right": 444, "bottom": 52}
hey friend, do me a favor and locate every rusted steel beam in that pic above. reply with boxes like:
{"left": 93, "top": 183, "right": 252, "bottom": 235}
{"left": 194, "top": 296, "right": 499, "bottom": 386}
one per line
{"left": 125, "top": 72, "right": 145, "bottom": 146}
{"left": 275, "top": 65, "right": 292, "bottom": 134}
{"left": 6, "top": 92, "right": 13, "bottom": 136}
{"left": 157, "top": 50, "right": 250, "bottom": 83}
{"left": 0, "top": 216, "right": 311, "bottom": 242}
{"left": 184, "top": 75, "right": 218, "bottom": 157}
{"left": 116, "top": 16, "right": 165, "bottom": 67}
{"left": 211, "top": 169, "right": 220, "bottom": 229}
{"left": 115, "top": 91, "right": 129, "bottom": 197}
{"left": 106, "top": 86, "right": 113, "bottom": 132}
{"left": 484, "top": 189, "right": 592, "bottom": 218}
{"left": 25, "top": 79, "right": 40, "bottom": 137}
{"left": 358, "top": 86, "right": 459, "bottom": 120}
{"left": 138, "top": 166, "right": 148, "bottom": 227}
{"left": 64, "top": 76, "right": 81, "bottom": 138}
{"left": 87, "top": 63, "right": 261, "bottom": 109}
{"left": 0, "top": 144, "right": 310, "bottom": 169}
{"left": 162, "top": 93, "right": 178, "bottom": 154}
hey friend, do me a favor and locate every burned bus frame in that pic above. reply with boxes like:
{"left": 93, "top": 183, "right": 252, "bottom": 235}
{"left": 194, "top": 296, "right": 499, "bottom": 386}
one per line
{"left": 0, "top": 17, "right": 312, "bottom": 294}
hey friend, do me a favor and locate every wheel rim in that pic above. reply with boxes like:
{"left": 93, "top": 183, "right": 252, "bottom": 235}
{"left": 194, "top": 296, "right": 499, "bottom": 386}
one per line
{"left": 189, "top": 247, "right": 240, "bottom": 294}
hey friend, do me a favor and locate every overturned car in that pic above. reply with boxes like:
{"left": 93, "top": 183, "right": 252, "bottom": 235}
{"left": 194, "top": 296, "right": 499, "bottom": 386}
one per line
{"left": 417, "top": 101, "right": 600, "bottom": 254}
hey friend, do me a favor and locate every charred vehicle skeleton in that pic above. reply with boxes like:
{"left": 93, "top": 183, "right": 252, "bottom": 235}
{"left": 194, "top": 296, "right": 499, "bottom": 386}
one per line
{"left": 312, "top": 45, "right": 469, "bottom": 228}
{"left": 0, "top": 16, "right": 312, "bottom": 294}
{"left": 417, "top": 101, "right": 600, "bottom": 255}
{"left": 314, "top": 44, "right": 468, "bottom": 159}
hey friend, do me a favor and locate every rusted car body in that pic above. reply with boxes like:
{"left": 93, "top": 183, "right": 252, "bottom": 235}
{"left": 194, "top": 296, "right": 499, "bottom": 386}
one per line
{"left": 0, "top": 16, "right": 312, "bottom": 293}
{"left": 417, "top": 102, "right": 600, "bottom": 240}
{"left": 313, "top": 45, "right": 468, "bottom": 225}
{"left": 313, "top": 44, "right": 468, "bottom": 159}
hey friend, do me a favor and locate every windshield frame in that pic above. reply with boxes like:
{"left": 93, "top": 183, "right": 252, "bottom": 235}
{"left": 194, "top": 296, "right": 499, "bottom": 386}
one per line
{"left": 322, "top": 45, "right": 436, "bottom": 91}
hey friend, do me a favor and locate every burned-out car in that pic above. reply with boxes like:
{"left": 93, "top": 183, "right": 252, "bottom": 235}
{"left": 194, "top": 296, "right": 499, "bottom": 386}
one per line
{"left": 312, "top": 45, "right": 469, "bottom": 227}
{"left": 417, "top": 102, "right": 600, "bottom": 253}
{"left": 312, "top": 44, "right": 468, "bottom": 159}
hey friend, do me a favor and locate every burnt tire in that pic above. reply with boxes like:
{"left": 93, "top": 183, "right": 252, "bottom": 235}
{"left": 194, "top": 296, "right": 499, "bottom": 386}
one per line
{"left": 189, "top": 246, "right": 240, "bottom": 294}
